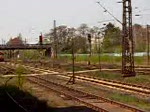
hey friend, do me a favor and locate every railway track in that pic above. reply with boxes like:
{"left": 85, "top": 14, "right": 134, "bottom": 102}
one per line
{"left": 72, "top": 75, "right": 150, "bottom": 96}
{"left": 18, "top": 60, "right": 150, "bottom": 68}
{"left": 3, "top": 62, "right": 150, "bottom": 97}
{"left": 5, "top": 60, "right": 150, "bottom": 74}
{"left": 18, "top": 64, "right": 150, "bottom": 97}
{"left": 28, "top": 75, "right": 147, "bottom": 112}
{"left": 4, "top": 77, "right": 29, "bottom": 112}
{"left": 0, "top": 63, "right": 15, "bottom": 74}
{"left": 2, "top": 62, "right": 149, "bottom": 111}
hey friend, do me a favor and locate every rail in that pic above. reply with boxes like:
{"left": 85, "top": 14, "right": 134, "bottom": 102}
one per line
{"left": 28, "top": 76, "right": 146, "bottom": 112}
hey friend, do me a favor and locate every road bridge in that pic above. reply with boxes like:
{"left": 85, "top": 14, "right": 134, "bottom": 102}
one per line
{"left": 0, "top": 44, "right": 52, "bottom": 57}
{"left": 0, "top": 44, "right": 51, "bottom": 50}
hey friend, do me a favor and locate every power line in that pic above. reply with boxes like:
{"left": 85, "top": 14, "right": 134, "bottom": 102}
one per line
{"left": 98, "top": 19, "right": 115, "bottom": 23}
{"left": 96, "top": 1, "right": 122, "bottom": 25}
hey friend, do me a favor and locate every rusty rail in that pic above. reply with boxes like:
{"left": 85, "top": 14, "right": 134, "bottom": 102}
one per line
{"left": 3, "top": 62, "right": 150, "bottom": 97}
{"left": 28, "top": 76, "right": 146, "bottom": 112}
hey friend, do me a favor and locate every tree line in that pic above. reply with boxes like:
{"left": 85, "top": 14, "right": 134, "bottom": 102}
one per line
{"left": 44, "top": 23, "right": 122, "bottom": 53}
{"left": 6, "top": 23, "right": 147, "bottom": 53}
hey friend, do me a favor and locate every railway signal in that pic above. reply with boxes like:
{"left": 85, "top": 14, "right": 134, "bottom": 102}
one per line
{"left": 39, "top": 33, "right": 43, "bottom": 45}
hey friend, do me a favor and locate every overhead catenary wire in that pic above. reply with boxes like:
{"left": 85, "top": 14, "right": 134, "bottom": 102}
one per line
{"left": 96, "top": 1, "right": 122, "bottom": 25}
{"left": 98, "top": 19, "right": 115, "bottom": 23}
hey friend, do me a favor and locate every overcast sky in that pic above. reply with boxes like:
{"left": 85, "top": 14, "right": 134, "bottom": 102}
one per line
{"left": 0, "top": 0, "right": 149, "bottom": 44}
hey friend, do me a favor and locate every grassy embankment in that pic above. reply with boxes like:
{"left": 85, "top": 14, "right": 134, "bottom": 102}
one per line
{"left": 58, "top": 55, "right": 150, "bottom": 111}
{"left": 58, "top": 55, "right": 150, "bottom": 86}
{"left": 58, "top": 55, "right": 147, "bottom": 65}
{"left": 108, "top": 92, "right": 150, "bottom": 111}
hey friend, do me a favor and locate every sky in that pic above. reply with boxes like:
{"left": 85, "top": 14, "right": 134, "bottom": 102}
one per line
{"left": 0, "top": 0, "right": 149, "bottom": 44}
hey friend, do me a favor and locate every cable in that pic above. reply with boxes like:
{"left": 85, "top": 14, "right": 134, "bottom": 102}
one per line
{"left": 96, "top": 1, "right": 122, "bottom": 25}
{"left": 98, "top": 19, "right": 115, "bottom": 23}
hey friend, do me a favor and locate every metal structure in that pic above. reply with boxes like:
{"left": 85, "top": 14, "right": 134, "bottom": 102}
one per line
{"left": 98, "top": 36, "right": 101, "bottom": 70}
{"left": 0, "top": 44, "right": 51, "bottom": 50}
{"left": 122, "top": 0, "right": 136, "bottom": 77}
{"left": 98, "top": 30, "right": 104, "bottom": 70}
{"left": 147, "top": 25, "right": 150, "bottom": 65}
{"left": 0, "top": 44, "right": 51, "bottom": 58}
{"left": 88, "top": 34, "right": 92, "bottom": 65}
{"left": 53, "top": 20, "right": 58, "bottom": 59}
{"left": 67, "top": 38, "right": 75, "bottom": 84}
{"left": 97, "top": 1, "right": 135, "bottom": 77}
{"left": 66, "top": 28, "right": 76, "bottom": 84}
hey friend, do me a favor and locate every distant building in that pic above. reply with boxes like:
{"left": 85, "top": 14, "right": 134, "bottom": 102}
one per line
{"left": 7, "top": 37, "right": 24, "bottom": 46}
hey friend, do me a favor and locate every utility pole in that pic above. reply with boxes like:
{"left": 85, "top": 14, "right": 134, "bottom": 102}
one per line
{"left": 88, "top": 34, "right": 92, "bottom": 65}
{"left": 147, "top": 25, "right": 150, "bottom": 65}
{"left": 72, "top": 38, "right": 75, "bottom": 84}
{"left": 97, "top": 1, "right": 135, "bottom": 77}
{"left": 67, "top": 31, "right": 75, "bottom": 84}
{"left": 54, "top": 20, "right": 57, "bottom": 59}
{"left": 98, "top": 36, "right": 101, "bottom": 70}
{"left": 122, "top": 0, "right": 136, "bottom": 77}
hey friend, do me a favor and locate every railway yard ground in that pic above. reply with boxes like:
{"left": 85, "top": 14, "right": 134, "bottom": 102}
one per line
{"left": 0, "top": 60, "right": 150, "bottom": 112}
{"left": 0, "top": 0, "right": 150, "bottom": 111}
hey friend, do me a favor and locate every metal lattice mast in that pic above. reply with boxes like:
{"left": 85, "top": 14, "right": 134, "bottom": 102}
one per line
{"left": 122, "top": 0, "right": 135, "bottom": 77}
{"left": 54, "top": 20, "right": 58, "bottom": 59}
{"left": 147, "top": 25, "right": 150, "bottom": 65}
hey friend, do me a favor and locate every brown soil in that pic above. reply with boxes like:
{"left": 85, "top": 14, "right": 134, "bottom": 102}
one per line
{"left": 24, "top": 81, "right": 96, "bottom": 112}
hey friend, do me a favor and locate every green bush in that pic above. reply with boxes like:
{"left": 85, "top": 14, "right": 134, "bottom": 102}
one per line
{"left": 16, "top": 65, "right": 26, "bottom": 89}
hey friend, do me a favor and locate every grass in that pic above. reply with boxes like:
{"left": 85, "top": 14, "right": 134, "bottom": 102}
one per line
{"left": 75, "top": 55, "right": 122, "bottom": 64}
{"left": 16, "top": 50, "right": 148, "bottom": 66}
{"left": 134, "top": 56, "right": 147, "bottom": 65}
{"left": 124, "top": 75, "right": 150, "bottom": 85}
{"left": 58, "top": 55, "right": 147, "bottom": 65}
{"left": 16, "top": 51, "right": 148, "bottom": 66}
{"left": 16, "top": 65, "right": 26, "bottom": 89}
{"left": 92, "top": 72, "right": 150, "bottom": 86}
{"left": 64, "top": 65, "right": 85, "bottom": 72}
{"left": 94, "top": 72, "right": 121, "bottom": 80}
{"left": 58, "top": 54, "right": 150, "bottom": 86}
{"left": 108, "top": 92, "right": 150, "bottom": 111}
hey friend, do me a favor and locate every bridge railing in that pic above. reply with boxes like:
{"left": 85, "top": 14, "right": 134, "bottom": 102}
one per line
{"left": 0, "top": 44, "right": 51, "bottom": 50}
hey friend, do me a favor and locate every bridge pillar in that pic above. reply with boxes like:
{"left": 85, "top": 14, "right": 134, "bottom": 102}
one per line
{"left": 9, "top": 50, "right": 12, "bottom": 58}
{"left": 12, "top": 50, "right": 15, "bottom": 59}
{"left": 45, "top": 47, "right": 51, "bottom": 57}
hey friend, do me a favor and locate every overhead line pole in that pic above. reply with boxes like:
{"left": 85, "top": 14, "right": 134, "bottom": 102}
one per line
{"left": 147, "top": 25, "right": 150, "bottom": 65}
{"left": 97, "top": 0, "right": 136, "bottom": 77}
{"left": 88, "top": 34, "right": 92, "bottom": 65}
{"left": 54, "top": 20, "right": 57, "bottom": 59}
{"left": 122, "top": 0, "right": 135, "bottom": 77}
{"left": 72, "top": 38, "right": 75, "bottom": 84}
{"left": 67, "top": 29, "right": 75, "bottom": 84}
